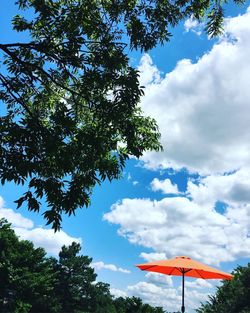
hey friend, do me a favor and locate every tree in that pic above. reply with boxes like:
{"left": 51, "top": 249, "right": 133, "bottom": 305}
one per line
{"left": 0, "top": 218, "right": 60, "bottom": 313}
{"left": 197, "top": 263, "right": 250, "bottom": 313}
{"left": 113, "top": 296, "right": 165, "bottom": 313}
{"left": 88, "top": 282, "right": 117, "bottom": 313}
{"left": 55, "top": 241, "right": 98, "bottom": 312}
{"left": 0, "top": 0, "right": 246, "bottom": 230}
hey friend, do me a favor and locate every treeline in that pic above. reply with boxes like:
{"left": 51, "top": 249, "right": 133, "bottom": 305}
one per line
{"left": 0, "top": 218, "right": 165, "bottom": 313}
{"left": 2, "top": 217, "right": 248, "bottom": 313}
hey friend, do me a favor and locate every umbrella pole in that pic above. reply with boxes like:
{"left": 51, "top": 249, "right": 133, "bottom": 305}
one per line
{"left": 181, "top": 270, "right": 185, "bottom": 313}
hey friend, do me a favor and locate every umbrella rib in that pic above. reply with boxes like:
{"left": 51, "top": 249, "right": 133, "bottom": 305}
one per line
{"left": 177, "top": 268, "right": 192, "bottom": 274}
{"left": 194, "top": 269, "right": 206, "bottom": 279}
{"left": 213, "top": 272, "right": 231, "bottom": 279}
{"left": 184, "top": 269, "right": 192, "bottom": 274}
{"left": 140, "top": 265, "right": 158, "bottom": 271}
{"left": 169, "top": 267, "right": 176, "bottom": 275}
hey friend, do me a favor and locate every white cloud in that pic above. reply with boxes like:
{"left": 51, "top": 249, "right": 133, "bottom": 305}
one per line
{"left": 92, "top": 261, "right": 131, "bottom": 274}
{"left": 127, "top": 281, "right": 181, "bottom": 311}
{"left": 140, "top": 252, "right": 167, "bottom": 262}
{"left": 139, "top": 7, "right": 250, "bottom": 175}
{"left": 0, "top": 207, "right": 34, "bottom": 229}
{"left": 187, "top": 167, "right": 250, "bottom": 208}
{"left": 184, "top": 16, "right": 203, "bottom": 36}
{"left": 110, "top": 287, "right": 128, "bottom": 298}
{"left": 109, "top": 277, "right": 214, "bottom": 312}
{"left": 126, "top": 279, "right": 212, "bottom": 312}
{"left": 185, "top": 278, "right": 214, "bottom": 289}
{"left": 145, "top": 272, "right": 173, "bottom": 287}
{"left": 14, "top": 227, "right": 81, "bottom": 255}
{"left": 104, "top": 191, "right": 250, "bottom": 265}
{"left": 128, "top": 281, "right": 173, "bottom": 298}
{"left": 151, "top": 178, "right": 179, "bottom": 194}
{"left": 138, "top": 54, "right": 161, "bottom": 87}
{"left": 104, "top": 198, "right": 168, "bottom": 231}
{"left": 127, "top": 281, "right": 208, "bottom": 312}
{"left": 127, "top": 172, "right": 139, "bottom": 186}
{"left": 0, "top": 196, "right": 81, "bottom": 255}
{"left": 184, "top": 16, "right": 199, "bottom": 30}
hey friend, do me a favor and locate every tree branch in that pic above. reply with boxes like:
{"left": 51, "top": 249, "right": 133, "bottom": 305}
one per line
{"left": 0, "top": 73, "right": 34, "bottom": 118}
{"left": 0, "top": 44, "right": 84, "bottom": 99}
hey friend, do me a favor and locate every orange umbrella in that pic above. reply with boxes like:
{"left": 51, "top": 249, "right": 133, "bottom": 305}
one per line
{"left": 136, "top": 256, "right": 233, "bottom": 313}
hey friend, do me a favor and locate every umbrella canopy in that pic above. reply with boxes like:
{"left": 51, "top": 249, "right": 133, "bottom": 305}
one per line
{"left": 136, "top": 256, "right": 233, "bottom": 312}
{"left": 137, "top": 256, "right": 233, "bottom": 280}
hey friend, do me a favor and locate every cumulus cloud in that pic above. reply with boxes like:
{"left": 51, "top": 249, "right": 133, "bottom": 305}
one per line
{"left": 14, "top": 227, "right": 82, "bottom": 255}
{"left": 140, "top": 252, "right": 167, "bottom": 262}
{"left": 126, "top": 279, "right": 212, "bottom": 312}
{"left": 0, "top": 208, "right": 34, "bottom": 229}
{"left": 0, "top": 196, "right": 81, "bottom": 255}
{"left": 145, "top": 272, "right": 173, "bottom": 287}
{"left": 109, "top": 276, "right": 213, "bottom": 312}
{"left": 92, "top": 261, "right": 130, "bottom": 274}
{"left": 109, "top": 277, "right": 210, "bottom": 311}
{"left": 185, "top": 278, "right": 214, "bottom": 289}
{"left": 187, "top": 167, "right": 250, "bottom": 207}
{"left": 110, "top": 288, "right": 128, "bottom": 298}
{"left": 184, "top": 16, "right": 203, "bottom": 35}
{"left": 139, "top": 7, "right": 250, "bottom": 174}
{"left": 104, "top": 177, "right": 250, "bottom": 265}
{"left": 151, "top": 178, "right": 179, "bottom": 194}
{"left": 138, "top": 54, "right": 161, "bottom": 87}
{"left": 128, "top": 281, "right": 174, "bottom": 301}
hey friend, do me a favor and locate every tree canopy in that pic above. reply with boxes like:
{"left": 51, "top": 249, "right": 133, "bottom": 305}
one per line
{"left": 197, "top": 263, "right": 250, "bottom": 313}
{"left": 0, "top": 0, "right": 246, "bottom": 230}
{"left": 0, "top": 218, "right": 60, "bottom": 312}
{"left": 0, "top": 218, "right": 165, "bottom": 313}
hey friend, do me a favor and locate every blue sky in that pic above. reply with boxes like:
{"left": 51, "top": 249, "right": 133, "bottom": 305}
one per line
{"left": 1, "top": 1, "right": 250, "bottom": 312}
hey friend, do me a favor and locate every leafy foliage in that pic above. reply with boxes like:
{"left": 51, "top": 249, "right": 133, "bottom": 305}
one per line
{"left": 197, "top": 263, "right": 250, "bottom": 313}
{"left": 113, "top": 296, "right": 166, "bottom": 313}
{"left": 0, "top": 0, "right": 246, "bottom": 229}
{"left": 0, "top": 219, "right": 60, "bottom": 313}
{"left": 55, "top": 242, "right": 98, "bottom": 312}
{"left": 0, "top": 218, "right": 165, "bottom": 313}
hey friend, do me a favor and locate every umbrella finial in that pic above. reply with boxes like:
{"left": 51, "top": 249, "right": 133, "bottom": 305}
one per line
{"left": 176, "top": 256, "right": 191, "bottom": 260}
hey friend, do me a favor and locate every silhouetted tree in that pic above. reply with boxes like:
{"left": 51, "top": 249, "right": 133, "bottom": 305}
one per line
{"left": 0, "top": 218, "right": 60, "bottom": 312}
{"left": 55, "top": 242, "right": 98, "bottom": 312}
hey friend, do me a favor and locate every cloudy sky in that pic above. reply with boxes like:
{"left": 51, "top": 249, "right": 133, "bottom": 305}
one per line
{"left": 1, "top": 1, "right": 250, "bottom": 312}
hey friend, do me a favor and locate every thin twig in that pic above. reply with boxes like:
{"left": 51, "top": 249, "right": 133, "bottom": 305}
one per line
{"left": 0, "top": 73, "right": 34, "bottom": 118}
